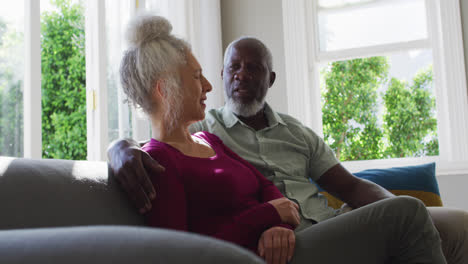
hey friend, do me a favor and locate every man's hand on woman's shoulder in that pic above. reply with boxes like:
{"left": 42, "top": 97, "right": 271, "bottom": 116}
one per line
{"left": 107, "top": 138, "right": 165, "bottom": 214}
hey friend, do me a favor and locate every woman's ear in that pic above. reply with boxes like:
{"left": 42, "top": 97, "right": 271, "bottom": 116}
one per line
{"left": 153, "top": 79, "right": 165, "bottom": 99}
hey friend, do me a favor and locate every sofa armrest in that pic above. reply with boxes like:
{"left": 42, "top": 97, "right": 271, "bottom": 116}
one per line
{"left": 0, "top": 156, "right": 144, "bottom": 229}
{"left": 0, "top": 226, "right": 264, "bottom": 264}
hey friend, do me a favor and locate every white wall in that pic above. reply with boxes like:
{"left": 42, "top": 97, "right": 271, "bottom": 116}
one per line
{"left": 437, "top": 174, "right": 468, "bottom": 210}
{"left": 220, "top": 0, "right": 468, "bottom": 211}
{"left": 440, "top": 0, "right": 468, "bottom": 211}
{"left": 220, "top": 0, "right": 288, "bottom": 114}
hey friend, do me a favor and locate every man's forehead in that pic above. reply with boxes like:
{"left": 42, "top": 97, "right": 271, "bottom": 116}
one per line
{"left": 228, "top": 43, "right": 266, "bottom": 62}
{"left": 233, "top": 40, "right": 264, "bottom": 52}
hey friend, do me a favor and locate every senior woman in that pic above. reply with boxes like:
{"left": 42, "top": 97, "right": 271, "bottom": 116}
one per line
{"left": 119, "top": 14, "right": 300, "bottom": 262}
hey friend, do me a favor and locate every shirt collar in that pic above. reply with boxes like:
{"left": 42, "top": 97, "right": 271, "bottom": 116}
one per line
{"left": 264, "top": 103, "right": 287, "bottom": 126}
{"left": 221, "top": 106, "right": 239, "bottom": 128}
{"left": 221, "top": 103, "right": 287, "bottom": 128}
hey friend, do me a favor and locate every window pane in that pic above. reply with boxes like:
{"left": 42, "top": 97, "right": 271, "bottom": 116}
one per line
{"left": 106, "top": 0, "right": 132, "bottom": 144}
{"left": 320, "top": 49, "right": 439, "bottom": 161}
{"left": 0, "top": 1, "right": 24, "bottom": 157}
{"left": 41, "top": 0, "right": 87, "bottom": 159}
{"left": 318, "top": 0, "right": 428, "bottom": 51}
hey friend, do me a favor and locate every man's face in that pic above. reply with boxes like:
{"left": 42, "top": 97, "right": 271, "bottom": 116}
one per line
{"left": 222, "top": 40, "right": 275, "bottom": 116}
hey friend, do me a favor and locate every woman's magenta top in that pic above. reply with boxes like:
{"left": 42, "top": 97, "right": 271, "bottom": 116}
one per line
{"left": 142, "top": 131, "right": 291, "bottom": 252}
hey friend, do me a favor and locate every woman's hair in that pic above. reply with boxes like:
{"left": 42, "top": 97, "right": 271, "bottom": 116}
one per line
{"left": 120, "top": 14, "right": 190, "bottom": 132}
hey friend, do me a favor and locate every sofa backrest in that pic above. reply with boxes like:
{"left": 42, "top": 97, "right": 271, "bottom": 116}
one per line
{"left": 0, "top": 157, "right": 145, "bottom": 230}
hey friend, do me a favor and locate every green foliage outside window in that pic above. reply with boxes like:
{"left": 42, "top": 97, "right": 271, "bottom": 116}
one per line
{"left": 322, "top": 57, "right": 438, "bottom": 161}
{"left": 383, "top": 67, "right": 438, "bottom": 157}
{"left": 41, "top": 0, "right": 86, "bottom": 159}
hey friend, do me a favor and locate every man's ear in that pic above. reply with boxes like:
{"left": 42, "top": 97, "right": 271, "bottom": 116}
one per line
{"left": 269, "top": 72, "right": 276, "bottom": 88}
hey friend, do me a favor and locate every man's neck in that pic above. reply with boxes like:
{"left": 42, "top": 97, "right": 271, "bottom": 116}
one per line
{"left": 237, "top": 107, "right": 269, "bottom": 131}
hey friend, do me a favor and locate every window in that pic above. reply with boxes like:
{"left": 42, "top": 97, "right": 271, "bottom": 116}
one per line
{"left": 0, "top": 0, "right": 24, "bottom": 157}
{"left": 3, "top": 0, "right": 98, "bottom": 160}
{"left": 317, "top": 0, "right": 428, "bottom": 51}
{"left": 1, "top": 0, "right": 86, "bottom": 159}
{"left": 282, "top": 0, "right": 468, "bottom": 174}
{"left": 316, "top": 0, "right": 437, "bottom": 162}
{"left": 3, "top": 0, "right": 227, "bottom": 161}
{"left": 13, "top": 0, "right": 155, "bottom": 161}
{"left": 10, "top": 0, "right": 198, "bottom": 161}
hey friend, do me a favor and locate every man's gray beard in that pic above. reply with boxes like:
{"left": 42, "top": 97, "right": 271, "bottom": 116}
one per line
{"left": 224, "top": 92, "right": 265, "bottom": 117}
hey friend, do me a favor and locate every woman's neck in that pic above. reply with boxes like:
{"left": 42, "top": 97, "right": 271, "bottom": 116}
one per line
{"left": 151, "top": 119, "right": 193, "bottom": 144}
{"left": 151, "top": 118, "right": 215, "bottom": 158}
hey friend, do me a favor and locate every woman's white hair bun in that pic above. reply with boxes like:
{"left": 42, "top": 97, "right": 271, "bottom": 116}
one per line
{"left": 125, "top": 14, "right": 172, "bottom": 47}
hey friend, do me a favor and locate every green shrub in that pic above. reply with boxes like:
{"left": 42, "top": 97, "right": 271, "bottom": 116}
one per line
{"left": 41, "top": 0, "right": 86, "bottom": 159}
{"left": 322, "top": 57, "right": 438, "bottom": 161}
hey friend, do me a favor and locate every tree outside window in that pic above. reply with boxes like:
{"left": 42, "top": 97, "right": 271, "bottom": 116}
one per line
{"left": 321, "top": 56, "right": 438, "bottom": 161}
{"left": 41, "top": 0, "right": 86, "bottom": 159}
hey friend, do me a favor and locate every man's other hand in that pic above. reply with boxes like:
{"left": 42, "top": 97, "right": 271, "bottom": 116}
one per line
{"left": 107, "top": 139, "right": 165, "bottom": 214}
{"left": 268, "top": 197, "right": 300, "bottom": 227}
{"left": 258, "top": 226, "right": 295, "bottom": 264}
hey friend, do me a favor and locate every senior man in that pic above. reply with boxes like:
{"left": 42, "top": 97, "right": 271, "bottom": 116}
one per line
{"left": 109, "top": 37, "right": 467, "bottom": 264}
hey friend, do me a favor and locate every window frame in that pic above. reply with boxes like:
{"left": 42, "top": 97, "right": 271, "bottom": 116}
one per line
{"left": 282, "top": 0, "right": 468, "bottom": 175}
{"left": 22, "top": 0, "right": 145, "bottom": 161}
{"left": 85, "top": 0, "right": 108, "bottom": 161}
{"left": 24, "top": 0, "right": 42, "bottom": 158}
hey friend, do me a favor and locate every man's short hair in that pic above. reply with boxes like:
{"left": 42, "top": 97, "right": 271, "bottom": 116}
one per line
{"left": 223, "top": 36, "right": 274, "bottom": 71}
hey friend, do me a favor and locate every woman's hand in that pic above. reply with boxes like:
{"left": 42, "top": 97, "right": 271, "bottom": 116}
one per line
{"left": 268, "top": 197, "right": 300, "bottom": 227}
{"left": 107, "top": 138, "right": 165, "bottom": 213}
{"left": 258, "top": 226, "right": 296, "bottom": 264}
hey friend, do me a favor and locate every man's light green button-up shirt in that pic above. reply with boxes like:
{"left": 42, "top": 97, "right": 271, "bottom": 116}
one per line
{"left": 190, "top": 104, "right": 340, "bottom": 229}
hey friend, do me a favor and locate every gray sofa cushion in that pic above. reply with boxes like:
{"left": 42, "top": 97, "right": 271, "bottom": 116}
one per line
{"left": 0, "top": 226, "right": 264, "bottom": 264}
{"left": 0, "top": 157, "right": 144, "bottom": 229}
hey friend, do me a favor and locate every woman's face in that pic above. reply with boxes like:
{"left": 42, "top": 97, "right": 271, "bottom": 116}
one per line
{"left": 178, "top": 51, "right": 212, "bottom": 123}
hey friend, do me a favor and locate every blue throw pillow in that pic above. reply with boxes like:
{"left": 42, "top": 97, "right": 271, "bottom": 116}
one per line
{"left": 319, "top": 162, "right": 442, "bottom": 208}
{"left": 354, "top": 162, "right": 440, "bottom": 196}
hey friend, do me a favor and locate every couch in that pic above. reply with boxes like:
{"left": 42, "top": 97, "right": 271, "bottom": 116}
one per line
{"left": 0, "top": 156, "right": 264, "bottom": 264}
{"left": 0, "top": 156, "right": 443, "bottom": 264}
